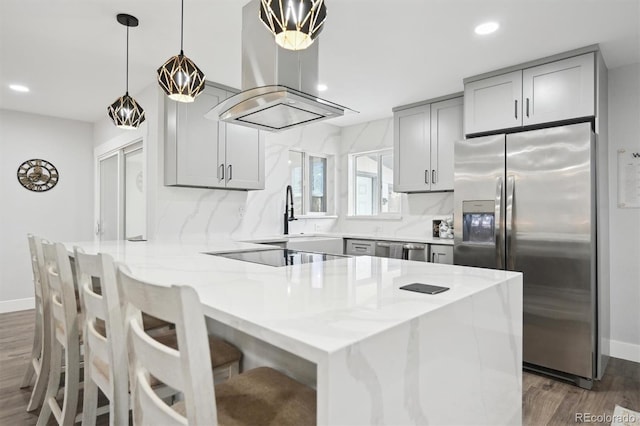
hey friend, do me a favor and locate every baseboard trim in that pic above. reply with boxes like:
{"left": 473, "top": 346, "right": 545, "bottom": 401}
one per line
{"left": 0, "top": 297, "right": 35, "bottom": 314}
{"left": 610, "top": 339, "right": 640, "bottom": 363}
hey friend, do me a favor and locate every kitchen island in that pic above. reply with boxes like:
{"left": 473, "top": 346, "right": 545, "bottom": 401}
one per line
{"left": 65, "top": 240, "right": 523, "bottom": 425}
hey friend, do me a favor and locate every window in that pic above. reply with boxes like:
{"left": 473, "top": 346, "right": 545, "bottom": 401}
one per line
{"left": 289, "top": 150, "right": 333, "bottom": 216}
{"left": 350, "top": 149, "right": 400, "bottom": 217}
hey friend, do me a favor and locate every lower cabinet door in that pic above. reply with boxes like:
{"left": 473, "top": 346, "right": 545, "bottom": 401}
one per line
{"left": 431, "top": 244, "right": 453, "bottom": 264}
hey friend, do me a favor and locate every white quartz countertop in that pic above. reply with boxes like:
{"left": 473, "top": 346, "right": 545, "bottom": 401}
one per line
{"left": 242, "top": 232, "right": 455, "bottom": 245}
{"left": 65, "top": 240, "right": 518, "bottom": 362}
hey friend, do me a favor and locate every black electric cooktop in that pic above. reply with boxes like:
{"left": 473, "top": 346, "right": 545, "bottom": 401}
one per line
{"left": 205, "top": 249, "right": 349, "bottom": 267}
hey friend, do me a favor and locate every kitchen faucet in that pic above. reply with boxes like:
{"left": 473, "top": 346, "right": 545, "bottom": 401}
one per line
{"left": 284, "top": 185, "right": 297, "bottom": 235}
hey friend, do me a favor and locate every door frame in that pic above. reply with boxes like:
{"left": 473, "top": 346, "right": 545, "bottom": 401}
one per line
{"left": 94, "top": 135, "right": 146, "bottom": 242}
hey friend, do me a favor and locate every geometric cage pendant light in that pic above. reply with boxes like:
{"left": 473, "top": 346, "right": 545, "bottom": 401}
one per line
{"left": 259, "top": 0, "right": 327, "bottom": 51}
{"left": 157, "top": 0, "right": 205, "bottom": 103}
{"left": 107, "top": 14, "right": 146, "bottom": 130}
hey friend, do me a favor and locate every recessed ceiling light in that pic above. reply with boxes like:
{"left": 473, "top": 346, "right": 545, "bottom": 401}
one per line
{"left": 317, "top": 84, "right": 328, "bottom": 92}
{"left": 475, "top": 22, "right": 500, "bottom": 35}
{"left": 9, "top": 84, "right": 30, "bottom": 93}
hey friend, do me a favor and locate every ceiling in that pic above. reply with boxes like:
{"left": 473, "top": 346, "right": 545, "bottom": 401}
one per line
{"left": 1, "top": 0, "right": 639, "bottom": 127}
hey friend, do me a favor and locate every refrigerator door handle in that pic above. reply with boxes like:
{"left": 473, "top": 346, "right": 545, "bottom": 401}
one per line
{"left": 506, "top": 175, "right": 515, "bottom": 270}
{"left": 495, "top": 177, "right": 504, "bottom": 269}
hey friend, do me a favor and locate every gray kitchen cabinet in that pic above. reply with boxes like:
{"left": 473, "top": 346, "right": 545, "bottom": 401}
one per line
{"left": 522, "top": 53, "right": 595, "bottom": 126}
{"left": 430, "top": 97, "right": 463, "bottom": 191}
{"left": 393, "top": 94, "right": 461, "bottom": 193}
{"left": 464, "top": 52, "right": 595, "bottom": 135}
{"left": 165, "top": 82, "right": 264, "bottom": 190}
{"left": 430, "top": 244, "right": 453, "bottom": 264}
{"left": 464, "top": 70, "right": 522, "bottom": 135}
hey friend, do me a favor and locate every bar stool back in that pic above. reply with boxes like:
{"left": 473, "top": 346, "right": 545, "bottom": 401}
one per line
{"left": 118, "top": 267, "right": 217, "bottom": 425}
{"left": 20, "top": 235, "right": 51, "bottom": 412}
{"left": 37, "top": 241, "right": 81, "bottom": 426}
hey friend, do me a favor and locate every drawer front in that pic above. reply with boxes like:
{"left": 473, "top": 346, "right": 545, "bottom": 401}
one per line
{"left": 345, "top": 239, "right": 375, "bottom": 256}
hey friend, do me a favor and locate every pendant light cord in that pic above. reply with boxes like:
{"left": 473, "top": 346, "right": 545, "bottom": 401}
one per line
{"left": 126, "top": 25, "right": 129, "bottom": 94}
{"left": 180, "top": 0, "right": 184, "bottom": 55}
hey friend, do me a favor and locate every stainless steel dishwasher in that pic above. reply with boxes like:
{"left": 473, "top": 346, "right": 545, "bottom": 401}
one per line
{"left": 376, "top": 242, "right": 429, "bottom": 261}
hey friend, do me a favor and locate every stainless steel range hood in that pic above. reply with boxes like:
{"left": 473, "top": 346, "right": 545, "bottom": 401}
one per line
{"left": 205, "top": 0, "right": 351, "bottom": 132}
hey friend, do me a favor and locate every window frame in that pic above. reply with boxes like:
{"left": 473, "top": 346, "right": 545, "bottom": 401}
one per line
{"left": 289, "top": 149, "right": 334, "bottom": 218}
{"left": 349, "top": 148, "right": 401, "bottom": 219}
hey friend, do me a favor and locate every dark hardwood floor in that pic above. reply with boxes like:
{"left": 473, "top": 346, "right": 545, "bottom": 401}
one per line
{"left": 1, "top": 309, "right": 639, "bottom": 425}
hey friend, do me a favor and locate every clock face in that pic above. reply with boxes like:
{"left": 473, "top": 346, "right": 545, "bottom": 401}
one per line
{"left": 17, "top": 159, "right": 59, "bottom": 192}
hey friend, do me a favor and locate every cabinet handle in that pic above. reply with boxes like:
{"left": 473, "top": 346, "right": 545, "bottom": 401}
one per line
{"left": 227, "top": 165, "right": 232, "bottom": 181}
{"left": 526, "top": 98, "right": 530, "bottom": 118}
{"left": 514, "top": 99, "right": 518, "bottom": 119}
{"left": 432, "top": 170, "right": 437, "bottom": 184}
{"left": 219, "top": 164, "right": 225, "bottom": 181}
{"left": 432, "top": 252, "right": 436, "bottom": 263}
{"left": 425, "top": 170, "right": 429, "bottom": 184}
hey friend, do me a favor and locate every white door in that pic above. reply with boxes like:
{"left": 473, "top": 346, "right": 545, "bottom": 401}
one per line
{"left": 522, "top": 53, "right": 595, "bottom": 126}
{"left": 98, "top": 153, "right": 120, "bottom": 241}
{"left": 97, "top": 141, "right": 145, "bottom": 241}
{"left": 124, "top": 145, "right": 145, "bottom": 240}
{"left": 393, "top": 104, "right": 431, "bottom": 192}
{"left": 464, "top": 70, "right": 522, "bottom": 135}
{"left": 430, "top": 97, "right": 463, "bottom": 191}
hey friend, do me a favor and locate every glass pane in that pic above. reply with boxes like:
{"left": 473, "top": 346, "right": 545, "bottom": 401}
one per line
{"left": 99, "top": 154, "right": 119, "bottom": 241}
{"left": 289, "top": 151, "right": 304, "bottom": 213}
{"left": 309, "top": 156, "right": 327, "bottom": 213}
{"left": 124, "top": 148, "right": 145, "bottom": 240}
{"left": 380, "top": 153, "right": 400, "bottom": 213}
{"left": 355, "top": 154, "right": 379, "bottom": 215}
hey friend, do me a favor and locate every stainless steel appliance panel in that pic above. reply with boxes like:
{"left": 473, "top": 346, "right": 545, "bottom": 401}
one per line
{"left": 454, "top": 134, "right": 506, "bottom": 268}
{"left": 506, "top": 123, "right": 595, "bottom": 379}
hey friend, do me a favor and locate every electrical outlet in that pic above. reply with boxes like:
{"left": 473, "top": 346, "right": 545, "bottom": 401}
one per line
{"left": 238, "top": 206, "right": 245, "bottom": 218}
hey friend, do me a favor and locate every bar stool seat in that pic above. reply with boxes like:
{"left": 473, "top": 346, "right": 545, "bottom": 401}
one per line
{"left": 172, "top": 366, "right": 316, "bottom": 426}
{"left": 154, "top": 332, "right": 242, "bottom": 373}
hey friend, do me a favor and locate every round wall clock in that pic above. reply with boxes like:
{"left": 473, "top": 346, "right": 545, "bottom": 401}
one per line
{"left": 17, "top": 159, "right": 59, "bottom": 192}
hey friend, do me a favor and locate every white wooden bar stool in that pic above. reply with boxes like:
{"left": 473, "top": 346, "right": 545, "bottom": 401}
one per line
{"left": 37, "top": 241, "right": 82, "bottom": 426}
{"left": 20, "top": 235, "right": 51, "bottom": 412}
{"left": 74, "top": 249, "right": 129, "bottom": 426}
{"left": 75, "top": 249, "right": 243, "bottom": 425}
{"left": 117, "top": 266, "right": 316, "bottom": 426}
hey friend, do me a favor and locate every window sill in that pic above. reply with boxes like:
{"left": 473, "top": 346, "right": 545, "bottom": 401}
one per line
{"left": 346, "top": 215, "right": 403, "bottom": 221}
{"left": 296, "top": 215, "right": 339, "bottom": 219}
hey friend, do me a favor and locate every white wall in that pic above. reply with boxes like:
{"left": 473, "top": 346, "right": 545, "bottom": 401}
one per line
{"left": 93, "top": 84, "right": 342, "bottom": 243}
{"left": 607, "top": 63, "right": 640, "bottom": 360}
{"left": 335, "top": 118, "right": 454, "bottom": 239}
{"left": 0, "top": 109, "right": 93, "bottom": 311}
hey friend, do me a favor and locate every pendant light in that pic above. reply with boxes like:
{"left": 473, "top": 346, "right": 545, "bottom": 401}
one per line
{"left": 107, "top": 14, "right": 146, "bottom": 130}
{"left": 260, "top": 0, "right": 327, "bottom": 51}
{"left": 157, "top": 0, "right": 205, "bottom": 103}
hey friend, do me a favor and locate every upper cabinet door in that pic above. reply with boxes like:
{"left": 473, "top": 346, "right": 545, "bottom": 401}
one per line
{"left": 166, "top": 84, "right": 226, "bottom": 187}
{"left": 224, "top": 124, "right": 265, "bottom": 190}
{"left": 393, "top": 105, "right": 431, "bottom": 192}
{"left": 430, "top": 97, "right": 463, "bottom": 191}
{"left": 464, "top": 70, "right": 523, "bottom": 135}
{"left": 522, "top": 53, "right": 595, "bottom": 126}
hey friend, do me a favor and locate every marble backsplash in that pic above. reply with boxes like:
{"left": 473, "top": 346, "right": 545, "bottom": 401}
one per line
{"left": 152, "top": 121, "right": 342, "bottom": 243}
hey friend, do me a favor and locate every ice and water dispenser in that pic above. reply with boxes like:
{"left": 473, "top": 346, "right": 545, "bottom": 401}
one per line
{"left": 461, "top": 200, "right": 495, "bottom": 244}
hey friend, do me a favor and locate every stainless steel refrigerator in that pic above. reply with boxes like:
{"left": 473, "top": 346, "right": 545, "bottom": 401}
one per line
{"left": 453, "top": 122, "right": 609, "bottom": 389}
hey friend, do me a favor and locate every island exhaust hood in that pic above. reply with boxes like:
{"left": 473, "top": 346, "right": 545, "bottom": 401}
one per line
{"left": 205, "top": 0, "right": 352, "bottom": 132}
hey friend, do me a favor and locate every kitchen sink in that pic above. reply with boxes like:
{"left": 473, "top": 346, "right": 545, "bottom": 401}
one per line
{"left": 205, "top": 249, "right": 349, "bottom": 267}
